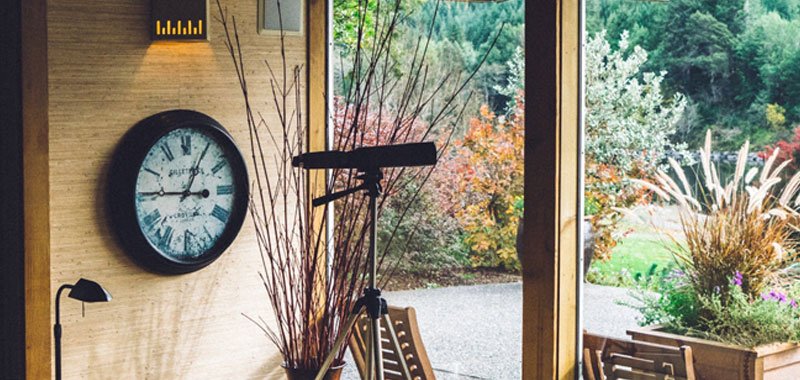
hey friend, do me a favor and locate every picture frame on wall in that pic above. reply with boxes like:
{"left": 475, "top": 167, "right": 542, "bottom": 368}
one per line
{"left": 258, "top": 0, "right": 304, "bottom": 36}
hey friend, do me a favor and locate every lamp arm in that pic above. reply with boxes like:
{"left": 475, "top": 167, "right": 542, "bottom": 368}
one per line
{"left": 55, "top": 284, "right": 72, "bottom": 327}
{"left": 54, "top": 284, "right": 72, "bottom": 380}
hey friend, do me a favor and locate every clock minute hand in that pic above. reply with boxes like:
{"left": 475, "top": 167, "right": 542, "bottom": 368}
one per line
{"left": 139, "top": 189, "right": 209, "bottom": 197}
{"left": 183, "top": 142, "right": 211, "bottom": 199}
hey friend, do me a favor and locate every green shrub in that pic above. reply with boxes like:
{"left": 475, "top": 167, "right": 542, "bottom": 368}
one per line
{"left": 379, "top": 182, "right": 470, "bottom": 277}
{"left": 635, "top": 274, "right": 800, "bottom": 347}
{"left": 587, "top": 263, "right": 671, "bottom": 289}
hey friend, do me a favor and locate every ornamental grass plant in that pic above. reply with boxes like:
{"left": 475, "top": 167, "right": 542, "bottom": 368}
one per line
{"left": 632, "top": 130, "right": 800, "bottom": 346}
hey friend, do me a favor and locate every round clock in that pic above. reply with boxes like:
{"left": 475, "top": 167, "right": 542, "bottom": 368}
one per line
{"left": 108, "top": 110, "right": 249, "bottom": 274}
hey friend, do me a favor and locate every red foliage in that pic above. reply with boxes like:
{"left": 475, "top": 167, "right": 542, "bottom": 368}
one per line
{"left": 331, "top": 97, "right": 430, "bottom": 198}
{"left": 761, "top": 127, "right": 800, "bottom": 171}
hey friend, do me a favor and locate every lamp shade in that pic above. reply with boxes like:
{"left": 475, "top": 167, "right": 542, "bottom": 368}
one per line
{"left": 68, "top": 278, "right": 112, "bottom": 303}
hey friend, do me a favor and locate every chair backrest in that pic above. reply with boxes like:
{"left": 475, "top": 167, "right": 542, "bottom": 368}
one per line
{"left": 349, "top": 305, "right": 436, "bottom": 380}
{"left": 583, "top": 333, "right": 605, "bottom": 380}
{"left": 583, "top": 332, "right": 696, "bottom": 380}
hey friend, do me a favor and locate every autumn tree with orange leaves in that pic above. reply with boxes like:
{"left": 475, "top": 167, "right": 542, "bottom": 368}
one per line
{"left": 437, "top": 98, "right": 524, "bottom": 270}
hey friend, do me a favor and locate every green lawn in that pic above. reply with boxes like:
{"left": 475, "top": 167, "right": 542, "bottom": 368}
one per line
{"left": 587, "top": 231, "right": 681, "bottom": 287}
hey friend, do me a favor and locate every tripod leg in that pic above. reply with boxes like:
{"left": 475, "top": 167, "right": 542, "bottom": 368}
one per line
{"left": 314, "top": 307, "right": 363, "bottom": 380}
{"left": 366, "top": 318, "right": 374, "bottom": 380}
{"left": 371, "top": 315, "right": 385, "bottom": 380}
{"left": 383, "top": 314, "right": 412, "bottom": 380}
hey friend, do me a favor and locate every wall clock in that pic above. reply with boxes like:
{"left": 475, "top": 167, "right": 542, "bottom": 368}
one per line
{"left": 109, "top": 110, "right": 248, "bottom": 274}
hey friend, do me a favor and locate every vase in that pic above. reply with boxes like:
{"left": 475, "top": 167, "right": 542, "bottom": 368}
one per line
{"left": 282, "top": 361, "right": 345, "bottom": 380}
{"left": 628, "top": 325, "right": 800, "bottom": 380}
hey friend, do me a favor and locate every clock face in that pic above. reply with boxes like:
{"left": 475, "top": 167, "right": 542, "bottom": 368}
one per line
{"left": 109, "top": 110, "right": 248, "bottom": 274}
{"left": 135, "top": 128, "right": 237, "bottom": 259}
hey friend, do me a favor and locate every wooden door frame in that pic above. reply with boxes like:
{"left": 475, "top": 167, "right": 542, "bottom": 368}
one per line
{"left": 21, "top": 0, "right": 52, "bottom": 378}
{"left": 522, "top": 0, "right": 581, "bottom": 378}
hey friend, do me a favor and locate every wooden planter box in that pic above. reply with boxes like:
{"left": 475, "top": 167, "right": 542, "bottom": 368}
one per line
{"left": 627, "top": 325, "right": 800, "bottom": 380}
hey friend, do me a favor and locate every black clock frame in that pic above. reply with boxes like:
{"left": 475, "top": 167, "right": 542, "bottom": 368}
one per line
{"left": 108, "top": 110, "right": 249, "bottom": 274}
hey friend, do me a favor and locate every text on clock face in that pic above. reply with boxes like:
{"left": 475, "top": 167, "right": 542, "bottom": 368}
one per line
{"left": 168, "top": 168, "right": 206, "bottom": 176}
{"left": 134, "top": 128, "right": 237, "bottom": 259}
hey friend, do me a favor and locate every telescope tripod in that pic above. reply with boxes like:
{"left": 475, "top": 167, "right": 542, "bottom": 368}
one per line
{"left": 314, "top": 169, "right": 412, "bottom": 380}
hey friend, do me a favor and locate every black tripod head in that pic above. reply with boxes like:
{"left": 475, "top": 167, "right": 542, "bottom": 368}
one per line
{"left": 311, "top": 169, "right": 384, "bottom": 207}
{"left": 292, "top": 142, "right": 437, "bottom": 207}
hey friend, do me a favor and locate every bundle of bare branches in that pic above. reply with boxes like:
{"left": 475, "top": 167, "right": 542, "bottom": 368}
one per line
{"left": 217, "top": 0, "right": 499, "bottom": 370}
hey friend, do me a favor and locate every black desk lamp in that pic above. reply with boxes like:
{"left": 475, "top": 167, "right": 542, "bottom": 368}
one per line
{"left": 54, "top": 278, "right": 112, "bottom": 380}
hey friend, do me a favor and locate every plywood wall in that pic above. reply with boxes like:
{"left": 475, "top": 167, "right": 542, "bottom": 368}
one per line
{"left": 47, "top": 0, "right": 305, "bottom": 378}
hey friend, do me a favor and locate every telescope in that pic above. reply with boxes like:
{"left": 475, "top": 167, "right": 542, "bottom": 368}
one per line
{"left": 291, "top": 142, "right": 437, "bottom": 170}
{"left": 296, "top": 142, "right": 438, "bottom": 380}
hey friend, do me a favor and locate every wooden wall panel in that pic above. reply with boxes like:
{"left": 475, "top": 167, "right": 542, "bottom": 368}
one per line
{"left": 307, "top": 0, "right": 328, "bottom": 198}
{"left": 307, "top": 0, "right": 328, "bottom": 304}
{"left": 46, "top": 0, "right": 307, "bottom": 378}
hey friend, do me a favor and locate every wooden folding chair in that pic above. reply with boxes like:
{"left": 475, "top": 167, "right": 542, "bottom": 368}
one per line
{"left": 583, "top": 332, "right": 696, "bottom": 380}
{"left": 349, "top": 305, "right": 436, "bottom": 380}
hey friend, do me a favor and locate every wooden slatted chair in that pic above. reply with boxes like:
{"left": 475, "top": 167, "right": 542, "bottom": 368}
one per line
{"left": 349, "top": 305, "right": 436, "bottom": 380}
{"left": 583, "top": 332, "right": 696, "bottom": 380}
{"left": 583, "top": 332, "right": 605, "bottom": 380}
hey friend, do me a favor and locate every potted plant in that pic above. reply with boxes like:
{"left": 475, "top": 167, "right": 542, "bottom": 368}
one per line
{"left": 629, "top": 130, "right": 800, "bottom": 379}
{"left": 214, "top": 1, "right": 494, "bottom": 377}
{"left": 217, "top": 6, "right": 347, "bottom": 373}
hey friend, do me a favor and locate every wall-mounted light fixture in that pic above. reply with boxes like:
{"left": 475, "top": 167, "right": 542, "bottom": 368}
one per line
{"left": 258, "top": 0, "right": 304, "bottom": 36}
{"left": 152, "top": 0, "right": 209, "bottom": 41}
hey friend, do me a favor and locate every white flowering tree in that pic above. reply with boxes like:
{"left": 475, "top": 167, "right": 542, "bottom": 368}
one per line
{"left": 584, "top": 31, "right": 687, "bottom": 260}
{"left": 586, "top": 30, "right": 687, "bottom": 173}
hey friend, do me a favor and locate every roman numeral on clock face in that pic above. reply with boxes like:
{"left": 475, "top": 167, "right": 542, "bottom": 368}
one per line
{"left": 217, "top": 185, "right": 233, "bottom": 195}
{"left": 158, "top": 226, "right": 174, "bottom": 248}
{"left": 211, "top": 160, "right": 226, "bottom": 174}
{"left": 184, "top": 229, "right": 194, "bottom": 253}
{"left": 181, "top": 135, "right": 192, "bottom": 155}
{"left": 161, "top": 143, "right": 175, "bottom": 161}
{"left": 211, "top": 205, "right": 230, "bottom": 222}
{"left": 142, "top": 209, "right": 161, "bottom": 230}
